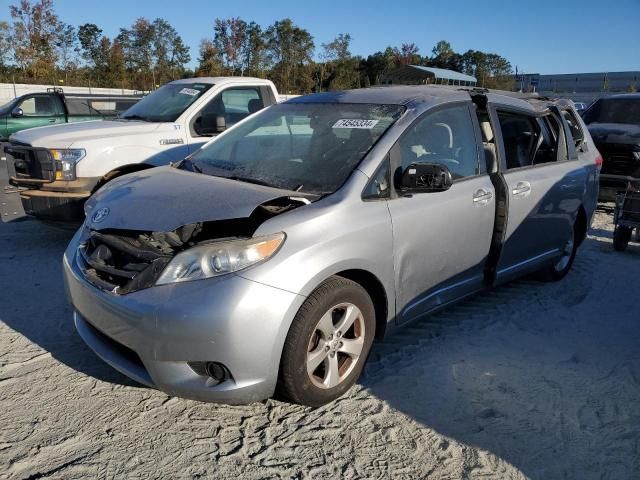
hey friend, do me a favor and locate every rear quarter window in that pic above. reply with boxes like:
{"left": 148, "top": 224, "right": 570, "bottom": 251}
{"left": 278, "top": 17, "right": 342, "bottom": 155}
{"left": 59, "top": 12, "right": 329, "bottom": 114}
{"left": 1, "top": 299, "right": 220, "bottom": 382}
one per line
{"left": 562, "top": 109, "right": 585, "bottom": 147}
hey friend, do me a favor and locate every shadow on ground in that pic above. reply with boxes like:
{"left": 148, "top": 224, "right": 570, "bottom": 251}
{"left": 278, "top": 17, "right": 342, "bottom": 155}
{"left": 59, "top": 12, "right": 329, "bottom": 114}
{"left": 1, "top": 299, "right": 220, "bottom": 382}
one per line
{"left": 2, "top": 215, "right": 639, "bottom": 479}
{"left": 0, "top": 218, "right": 140, "bottom": 388}
{"left": 360, "top": 233, "right": 640, "bottom": 479}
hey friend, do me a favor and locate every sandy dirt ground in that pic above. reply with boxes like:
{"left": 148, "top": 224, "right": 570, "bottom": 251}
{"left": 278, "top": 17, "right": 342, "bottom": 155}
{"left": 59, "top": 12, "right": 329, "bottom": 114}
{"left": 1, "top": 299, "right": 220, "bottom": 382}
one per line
{"left": 1, "top": 207, "right": 639, "bottom": 480}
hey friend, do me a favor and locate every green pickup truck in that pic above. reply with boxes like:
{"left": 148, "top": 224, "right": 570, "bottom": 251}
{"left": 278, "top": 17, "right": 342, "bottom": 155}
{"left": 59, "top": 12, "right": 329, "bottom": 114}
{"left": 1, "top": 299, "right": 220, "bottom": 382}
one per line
{"left": 0, "top": 88, "right": 141, "bottom": 141}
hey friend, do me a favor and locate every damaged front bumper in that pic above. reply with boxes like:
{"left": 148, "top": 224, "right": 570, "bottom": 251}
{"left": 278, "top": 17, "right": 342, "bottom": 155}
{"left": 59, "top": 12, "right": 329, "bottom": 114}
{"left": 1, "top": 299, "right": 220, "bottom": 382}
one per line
{"left": 63, "top": 229, "right": 306, "bottom": 404}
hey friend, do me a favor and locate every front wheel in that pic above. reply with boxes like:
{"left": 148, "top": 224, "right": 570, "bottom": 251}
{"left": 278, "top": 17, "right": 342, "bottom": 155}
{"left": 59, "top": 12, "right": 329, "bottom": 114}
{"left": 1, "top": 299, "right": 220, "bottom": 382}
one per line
{"left": 613, "top": 225, "right": 632, "bottom": 252}
{"left": 277, "top": 276, "right": 376, "bottom": 407}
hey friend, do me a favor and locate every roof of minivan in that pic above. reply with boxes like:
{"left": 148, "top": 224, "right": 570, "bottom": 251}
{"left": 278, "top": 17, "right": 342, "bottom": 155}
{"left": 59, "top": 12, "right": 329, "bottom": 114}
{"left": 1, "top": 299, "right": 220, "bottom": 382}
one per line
{"left": 288, "top": 85, "right": 540, "bottom": 111}
{"left": 168, "top": 77, "right": 272, "bottom": 85}
{"left": 288, "top": 85, "right": 469, "bottom": 106}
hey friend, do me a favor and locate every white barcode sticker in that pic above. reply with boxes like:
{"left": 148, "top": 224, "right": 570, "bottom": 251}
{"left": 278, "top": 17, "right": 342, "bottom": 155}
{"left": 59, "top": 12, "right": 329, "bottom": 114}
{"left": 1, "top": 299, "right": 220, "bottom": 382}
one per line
{"left": 179, "top": 88, "right": 200, "bottom": 96}
{"left": 332, "top": 119, "right": 379, "bottom": 129}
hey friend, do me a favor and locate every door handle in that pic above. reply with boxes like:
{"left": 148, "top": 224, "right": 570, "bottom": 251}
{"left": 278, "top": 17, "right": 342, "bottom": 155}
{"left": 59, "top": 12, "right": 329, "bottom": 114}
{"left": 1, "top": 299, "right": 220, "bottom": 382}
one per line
{"left": 512, "top": 181, "right": 531, "bottom": 197}
{"left": 48, "top": 118, "right": 56, "bottom": 123}
{"left": 473, "top": 189, "right": 493, "bottom": 206}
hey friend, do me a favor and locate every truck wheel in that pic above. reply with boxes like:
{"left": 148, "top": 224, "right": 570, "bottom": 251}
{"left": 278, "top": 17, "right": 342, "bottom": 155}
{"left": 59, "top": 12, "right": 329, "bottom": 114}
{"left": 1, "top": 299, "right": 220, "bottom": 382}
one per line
{"left": 539, "top": 222, "right": 578, "bottom": 282}
{"left": 613, "top": 225, "right": 632, "bottom": 252}
{"left": 278, "top": 276, "right": 375, "bottom": 407}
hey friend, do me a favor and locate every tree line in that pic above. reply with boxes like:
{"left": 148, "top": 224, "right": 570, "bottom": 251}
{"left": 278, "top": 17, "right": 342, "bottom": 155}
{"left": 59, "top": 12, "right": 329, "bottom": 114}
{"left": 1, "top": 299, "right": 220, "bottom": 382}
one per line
{"left": 0, "top": 0, "right": 515, "bottom": 93}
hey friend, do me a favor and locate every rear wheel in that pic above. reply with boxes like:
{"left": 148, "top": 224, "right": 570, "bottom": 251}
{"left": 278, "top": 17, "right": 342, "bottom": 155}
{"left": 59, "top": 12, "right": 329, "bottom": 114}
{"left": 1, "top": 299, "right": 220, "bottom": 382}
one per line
{"left": 613, "top": 225, "right": 632, "bottom": 252}
{"left": 539, "top": 222, "right": 578, "bottom": 282}
{"left": 278, "top": 276, "right": 375, "bottom": 407}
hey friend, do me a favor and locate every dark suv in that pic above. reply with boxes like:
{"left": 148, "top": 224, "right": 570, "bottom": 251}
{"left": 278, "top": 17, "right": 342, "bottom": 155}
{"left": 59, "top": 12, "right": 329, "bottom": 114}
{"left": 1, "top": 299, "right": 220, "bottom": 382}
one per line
{"left": 582, "top": 94, "right": 640, "bottom": 201}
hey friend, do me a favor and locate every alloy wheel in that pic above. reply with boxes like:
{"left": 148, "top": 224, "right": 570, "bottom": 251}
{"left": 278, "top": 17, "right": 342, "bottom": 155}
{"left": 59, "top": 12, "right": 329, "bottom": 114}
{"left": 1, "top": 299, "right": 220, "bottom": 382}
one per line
{"left": 555, "top": 236, "right": 575, "bottom": 272}
{"left": 306, "top": 302, "right": 365, "bottom": 389}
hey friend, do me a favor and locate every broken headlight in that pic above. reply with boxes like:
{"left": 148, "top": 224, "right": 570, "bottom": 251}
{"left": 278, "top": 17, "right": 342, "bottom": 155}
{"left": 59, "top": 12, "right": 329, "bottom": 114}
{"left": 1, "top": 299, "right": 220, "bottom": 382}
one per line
{"left": 156, "top": 233, "right": 285, "bottom": 285}
{"left": 50, "top": 148, "right": 85, "bottom": 181}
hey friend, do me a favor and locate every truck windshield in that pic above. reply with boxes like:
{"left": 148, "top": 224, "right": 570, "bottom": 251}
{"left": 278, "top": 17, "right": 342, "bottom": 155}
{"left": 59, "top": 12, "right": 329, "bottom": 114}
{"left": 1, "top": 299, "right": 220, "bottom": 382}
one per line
{"left": 583, "top": 98, "right": 640, "bottom": 125}
{"left": 184, "top": 102, "right": 404, "bottom": 194}
{"left": 119, "top": 83, "right": 213, "bottom": 122}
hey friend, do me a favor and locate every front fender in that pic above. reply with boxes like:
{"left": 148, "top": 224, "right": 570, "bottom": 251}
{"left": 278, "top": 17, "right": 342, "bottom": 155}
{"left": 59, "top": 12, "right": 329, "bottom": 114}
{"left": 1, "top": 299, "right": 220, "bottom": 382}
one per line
{"left": 241, "top": 186, "right": 396, "bottom": 324}
{"left": 76, "top": 144, "right": 187, "bottom": 178}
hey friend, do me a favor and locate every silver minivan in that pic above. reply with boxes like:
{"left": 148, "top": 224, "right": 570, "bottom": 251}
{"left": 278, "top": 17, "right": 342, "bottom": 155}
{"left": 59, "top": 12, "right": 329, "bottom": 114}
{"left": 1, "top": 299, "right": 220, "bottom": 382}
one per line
{"left": 63, "top": 87, "right": 599, "bottom": 406}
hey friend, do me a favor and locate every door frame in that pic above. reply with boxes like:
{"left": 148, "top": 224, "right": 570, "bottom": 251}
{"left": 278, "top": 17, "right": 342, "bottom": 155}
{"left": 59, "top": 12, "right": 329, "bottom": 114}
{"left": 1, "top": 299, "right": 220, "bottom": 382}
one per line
{"left": 385, "top": 100, "right": 495, "bottom": 323}
{"left": 485, "top": 100, "right": 579, "bottom": 282}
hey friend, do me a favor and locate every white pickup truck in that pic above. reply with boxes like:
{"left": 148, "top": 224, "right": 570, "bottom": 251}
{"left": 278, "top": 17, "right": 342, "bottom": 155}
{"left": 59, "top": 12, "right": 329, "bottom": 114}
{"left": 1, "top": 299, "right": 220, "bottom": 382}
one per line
{"left": 1, "top": 77, "right": 283, "bottom": 222}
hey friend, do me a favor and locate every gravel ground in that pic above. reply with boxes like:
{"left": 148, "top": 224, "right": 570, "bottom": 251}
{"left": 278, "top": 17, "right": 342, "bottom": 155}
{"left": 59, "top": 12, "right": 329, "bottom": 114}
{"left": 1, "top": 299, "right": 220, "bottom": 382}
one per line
{"left": 1, "top": 208, "right": 639, "bottom": 480}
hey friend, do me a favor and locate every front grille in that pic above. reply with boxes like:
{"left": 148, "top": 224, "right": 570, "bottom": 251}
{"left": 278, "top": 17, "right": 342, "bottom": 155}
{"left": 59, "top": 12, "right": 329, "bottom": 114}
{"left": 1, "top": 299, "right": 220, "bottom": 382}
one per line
{"left": 86, "top": 319, "right": 146, "bottom": 371}
{"left": 5, "top": 143, "right": 56, "bottom": 184}
{"left": 78, "top": 230, "right": 172, "bottom": 294}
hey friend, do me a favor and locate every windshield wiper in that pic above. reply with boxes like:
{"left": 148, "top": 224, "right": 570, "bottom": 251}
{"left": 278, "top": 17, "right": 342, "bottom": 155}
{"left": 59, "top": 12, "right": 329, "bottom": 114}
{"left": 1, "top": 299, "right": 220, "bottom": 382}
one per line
{"left": 177, "top": 157, "right": 202, "bottom": 173}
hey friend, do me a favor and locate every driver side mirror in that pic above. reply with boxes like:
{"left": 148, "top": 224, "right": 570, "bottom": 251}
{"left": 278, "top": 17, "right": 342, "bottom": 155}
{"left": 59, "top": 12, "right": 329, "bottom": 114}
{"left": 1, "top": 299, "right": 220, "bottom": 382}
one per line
{"left": 215, "top": 115, "right": 226, "bottom": 133}
{"left": 11, "top": 107, "right": 23, "bottom": 118}
{"left": 397, "top": 162, "right": 453, "bottom": 193}
{"left": 194, "top": 114, "right": 227, "bottom": 136}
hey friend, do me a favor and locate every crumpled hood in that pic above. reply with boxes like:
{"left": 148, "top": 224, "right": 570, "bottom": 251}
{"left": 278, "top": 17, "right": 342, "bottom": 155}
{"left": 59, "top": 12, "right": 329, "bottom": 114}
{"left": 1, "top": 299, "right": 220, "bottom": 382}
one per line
{"left": 10, "top": 120, "right": 162, "bottom": 148}
{"left": 85, "top": 166, "right": 307, "bottom": 232}
{"left": 587, "top": 123, "right": 640, "bottom": 146}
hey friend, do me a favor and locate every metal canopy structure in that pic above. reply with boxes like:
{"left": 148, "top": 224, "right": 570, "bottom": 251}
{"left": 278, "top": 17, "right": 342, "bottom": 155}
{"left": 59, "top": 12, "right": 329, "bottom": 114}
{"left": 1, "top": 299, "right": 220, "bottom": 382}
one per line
{"left": 383, "top": 65, "right": 477, "bottom": 87}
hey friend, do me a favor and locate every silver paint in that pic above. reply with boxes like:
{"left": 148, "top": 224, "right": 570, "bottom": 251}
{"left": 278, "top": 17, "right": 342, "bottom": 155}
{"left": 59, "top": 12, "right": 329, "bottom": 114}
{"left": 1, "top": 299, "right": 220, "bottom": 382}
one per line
{"left": 63, "top": 86, "right": 600, "bottom": 403}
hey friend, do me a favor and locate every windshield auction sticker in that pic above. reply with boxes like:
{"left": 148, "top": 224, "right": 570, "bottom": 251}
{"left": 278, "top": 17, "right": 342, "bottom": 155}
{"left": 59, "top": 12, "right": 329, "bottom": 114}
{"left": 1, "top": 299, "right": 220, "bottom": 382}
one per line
{"left": 179, "top": 88, "right": 200, "bottom": 96}
{"left": 332, "top": 119, "right": 379, "bottom": 129}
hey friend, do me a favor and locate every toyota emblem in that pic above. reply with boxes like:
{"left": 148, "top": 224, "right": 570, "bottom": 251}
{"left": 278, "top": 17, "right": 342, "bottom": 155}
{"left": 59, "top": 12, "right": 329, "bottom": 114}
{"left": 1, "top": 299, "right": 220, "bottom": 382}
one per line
{"left": 92, "top": 207, "right": 110, "bottom": 224}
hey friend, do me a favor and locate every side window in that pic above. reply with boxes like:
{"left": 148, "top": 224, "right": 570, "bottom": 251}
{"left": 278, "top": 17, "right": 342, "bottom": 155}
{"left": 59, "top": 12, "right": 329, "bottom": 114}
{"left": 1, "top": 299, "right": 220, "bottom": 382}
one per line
{"left": 363, "top": 157, "right": 391, "bottom": 200}
{"left": 531, "top": 115, "right": 558, "bottom": 165}
{"left": 221, "top": 88, "right": 263, "bottom": 119}
{"left": 497, "top": 112, "right": 541, "bottom": 169}
{"left": 18, "top": 97, "right": 37, "bottom": 115}
{"left": 18, "top": 95, "right": 62, "bottom": 116}
{"left": 193, "top": 87, "right": 264, "bottom": 137}
{"left": 115, "top": 99, "right": 138, "bottom": 113}
{"left": 562, "top": 109, "right": 584, "bottom": 147}
{"left": 397, "top": 105, "right": 479, "bottom": 180}
{"left": 89, "top": 100, "right": 117, "bottom": 115}
{"left": 65, "top": 98, "right": 92, "bottom": 115}
{"left": 539, "top": 113, "right": 569, "bottom": 163}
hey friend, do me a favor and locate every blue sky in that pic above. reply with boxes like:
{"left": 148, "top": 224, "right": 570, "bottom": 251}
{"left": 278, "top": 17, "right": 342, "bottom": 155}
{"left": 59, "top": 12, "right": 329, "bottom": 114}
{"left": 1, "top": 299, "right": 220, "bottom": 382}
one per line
{"left": 1, "top": 0, "right": 639, "bottom": 74}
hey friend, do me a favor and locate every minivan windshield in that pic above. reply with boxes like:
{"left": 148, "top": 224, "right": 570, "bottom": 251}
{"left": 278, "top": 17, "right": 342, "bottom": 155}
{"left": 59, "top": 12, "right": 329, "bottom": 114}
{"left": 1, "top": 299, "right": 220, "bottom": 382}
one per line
{"left": 183, "top": 102, "right": 404, "bottom": 194}
{"left": 583, "top": 98, "right": 640, "bottom": 125}
{"left": 119, "top": 83, "right": 213, "bottom": 122}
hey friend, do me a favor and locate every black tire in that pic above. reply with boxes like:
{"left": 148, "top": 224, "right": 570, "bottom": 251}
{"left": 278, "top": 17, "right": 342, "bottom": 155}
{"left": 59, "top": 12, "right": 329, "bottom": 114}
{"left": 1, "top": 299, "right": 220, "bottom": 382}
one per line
{"left": 277, "top": 276, "right": 376, "bottom": 407}
{"left": 539, "top": 222, "right": 578, "bottom": 282}
{"left": 613, "top": 225, "right": 632, "bottom": 252}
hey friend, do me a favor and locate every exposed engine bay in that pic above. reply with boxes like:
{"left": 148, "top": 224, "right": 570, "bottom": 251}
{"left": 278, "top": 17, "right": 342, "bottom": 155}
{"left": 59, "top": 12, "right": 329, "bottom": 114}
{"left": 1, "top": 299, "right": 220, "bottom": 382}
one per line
{"left": 78, "top": 196, "right": 309, "bottom": 294}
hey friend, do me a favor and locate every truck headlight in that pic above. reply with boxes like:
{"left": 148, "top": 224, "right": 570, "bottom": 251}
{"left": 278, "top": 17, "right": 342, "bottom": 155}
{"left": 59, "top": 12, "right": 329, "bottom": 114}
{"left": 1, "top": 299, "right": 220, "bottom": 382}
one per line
{"left": 50, "top": 149, "right": 85, "bottom": 181}
{"left": 156, "top": 233, "right": 285, "bottom": 285}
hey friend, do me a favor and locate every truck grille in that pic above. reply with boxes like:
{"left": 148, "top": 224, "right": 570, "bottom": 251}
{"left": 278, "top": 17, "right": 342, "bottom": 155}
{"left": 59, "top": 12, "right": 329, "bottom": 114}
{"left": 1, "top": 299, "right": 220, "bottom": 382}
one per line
{"left": 77, "top": 230, "right": 172, "bottom": 294}
{"left": 602, "top": 151, "right": 639, "bottom": 177}
{"left": 5, "top": 143, "right": 56, "bottom": 184}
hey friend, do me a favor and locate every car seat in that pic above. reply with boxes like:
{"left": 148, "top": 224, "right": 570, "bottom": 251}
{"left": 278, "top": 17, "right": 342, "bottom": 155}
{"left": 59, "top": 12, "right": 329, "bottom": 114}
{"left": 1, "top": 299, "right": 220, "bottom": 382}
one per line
{"left": 247, "top": 98, "right": 264, "bottom": 114}
{"left": 480, "top": 120, "right": 498, "bottom": 174}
